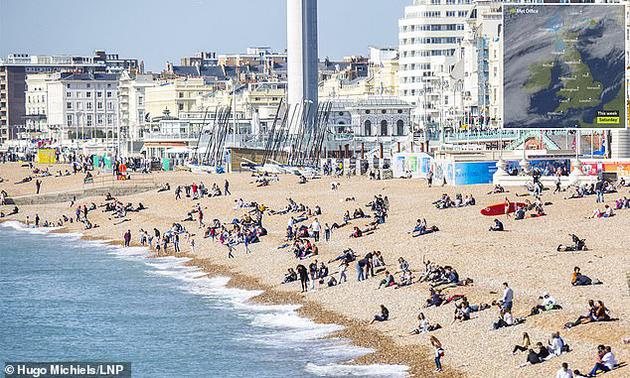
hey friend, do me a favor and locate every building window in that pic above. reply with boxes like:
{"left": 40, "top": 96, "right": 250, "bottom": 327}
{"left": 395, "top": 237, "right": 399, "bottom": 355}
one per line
{"left": 97, "top": 114, "right": 103, "bottom": 125}
{"left": 138, "top": 96, "right": 144, "bottom": 105}
{"left": 398, "top": 109, "right": 403, "bottom": 114}
{"left": 66, "top": 114, "right": 73, "bottom": 126}
{"left": 365, "top": 110, "right": 370, "bottom": 114}
{"left": 66, "top": 102, "right": 72, "bottom": 110}
{"left": 86, "top": 114, "right": 92, "bottom": 126}
{"left": 86, "top": 84, "right": 91, "bottom": 88}
{"left": 397, "top": 120, "right": 405, "bottom": 136}
{"left": 66, "top": 84, "right": 71, "bottom": 89}
{"left": 66, "top": 92, "right": 72, "bottom": 98}
{"left": 97, "top": 102, "right": 103, "bottom": 110}
{"left": 381, "top": 109, "right": 387, "bottom": 114}
{"left": 178, "top": 92, "right": 184, "bottom": 98}
{"left": 380, "top": 120, "right": 388, "bottom": 136}
{"left": 87, "top": 102, "right": 92, "bottom": 110}
{"left": 364, "top": 120, "right": 372, "bottom": 136}
{"left": 86, "top": 92, "right": 91, "bottom": 98}
{"left": 178, "top": 103, "right": 184, "bottom": 111}
{"left": 107, "top": 91, "right": 112, "bottom": 98}
{"left": 107, "top": 102, "right": 113, "bottom": 110}
{"left": 97, "top": 92, "right": 102, "bottom": 98}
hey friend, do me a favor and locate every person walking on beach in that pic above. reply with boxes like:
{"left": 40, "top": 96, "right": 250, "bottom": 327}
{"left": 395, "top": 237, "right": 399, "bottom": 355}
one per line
{"left": 198, "top": 208, "right": 204, "bottom": 227}
{"left": 309, "top": 260, "right": 318, "bottom": 290}
{"left": 173, "top": 233, "right": 180, "bottom": 253}
{"left": 123, "top": 230, "right": 131, "bottom": 247}
{"left": 430, "top": 335, "right": 444, "bottom": 373}
{"left": 297, "top": 264, "right": 308, "bottom": 293}
{"left": 324, "top": 223, "right": 331, "bottom": 242}
{"left": 224, "top": 180, "right": 231, "bottom": 196}
{"left": 427, "top": 170, "right": 433, "bottom": 187}
{"left": 311, "top": 218, "right": 321, "bottom": 242}
{"left": 35, "top": 179, "right": 41, "bottom": 194}
{"left": 34, "top": 213, "right": 40, "bottom": 227}
{"left": 501, "top": 282, "right": 514, "bottom": 311}
{"left": 339, "top": 261, "right": 348, "bottom": 283}
{"left": 175, "top": 186, "right": 182, "bottom": 200}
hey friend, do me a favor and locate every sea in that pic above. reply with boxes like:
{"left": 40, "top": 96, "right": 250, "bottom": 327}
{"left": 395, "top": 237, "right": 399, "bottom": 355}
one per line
{"left": 0, "top": 222, "right": 408, "bottom": 378}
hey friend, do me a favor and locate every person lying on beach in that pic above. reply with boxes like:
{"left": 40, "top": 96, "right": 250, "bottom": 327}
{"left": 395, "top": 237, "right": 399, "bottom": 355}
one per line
{"left": 411, "top": 218, "right": 427, "bottom": 233}
{"left": 557, "top": 234, "right": 587, "bottom": 252}
{"left": 408, "top": 312, "right": 441, "bottom": 334}
{"left": 350, "top": 224, "right": 377, "bottom": 238}
{"left": 571, "top": 267, "right": 602, "bottom": 286}
{"left": 413, "top": 225, "right": 439, "bottom": 237}
{"left": 328, "top": 249, "right": 357, "bottom": 265}
{"left": 157, "top": 183, "right": 171, "bottom": 192}
{"left": 489, "top": 218, "right": 504, "bottom": 231}
{"left": 8, "top": 206, "right": 19, "bottom": 215}
{"left": 15, "top": 176, "right": 33, "bottom": 184}
{"left": 488, "top": 184, "right": 507, "bottom": 195}
{"left": 529, "top": 292, "right": 562, "bottom": 316}
{"left": 369, "top": 304, "right": 389, "bottom": 324}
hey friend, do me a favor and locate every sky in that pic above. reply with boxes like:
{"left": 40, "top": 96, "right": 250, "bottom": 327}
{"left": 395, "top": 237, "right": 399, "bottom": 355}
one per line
{"left": 0, "top": 0, "right": 410, "bottom": 72}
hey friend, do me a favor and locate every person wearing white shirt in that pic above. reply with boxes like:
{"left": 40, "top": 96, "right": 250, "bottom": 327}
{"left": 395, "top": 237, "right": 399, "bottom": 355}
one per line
{"left": 548, "top": 332, "right": 565, "bottom": 356}
{"left": 311, "top": 218, "right": 321, "bottom": 242}
{"left": 556, "top": 363, "right": 574, "bottom": 378}
{"left": 602, "top": 347, "right": 618, "bottom": 370}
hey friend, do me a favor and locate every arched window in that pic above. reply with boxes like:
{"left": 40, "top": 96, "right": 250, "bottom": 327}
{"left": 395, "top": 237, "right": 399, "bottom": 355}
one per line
{"left": 380, "top": 120, "right": 388, "bottom": 136}
{"left": 364, "top": 120, "right": 372, "bottom": 136}
{"left": 397, "top": 120, "right": 405, "bottom": 136}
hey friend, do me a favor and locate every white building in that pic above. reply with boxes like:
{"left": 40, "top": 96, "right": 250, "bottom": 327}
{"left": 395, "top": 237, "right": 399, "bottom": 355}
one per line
{"left": 398, "top": 0, "right": 473, "bottom": 130}
{"left": 46, "top": 72, "right": 120, "bottom": 141}
{"left": 118, "top": 71, "right": 155, "bottom": 142}
{"left": 24, "top": 73, "right": 54, "bottom": 138}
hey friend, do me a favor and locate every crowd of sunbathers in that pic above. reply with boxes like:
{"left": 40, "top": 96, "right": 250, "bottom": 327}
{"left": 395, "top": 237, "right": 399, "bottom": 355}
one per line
{"left": 174, "top": 180, "right": 230, "bottom": 200}
{"left": 201, "top": 207, "right": 267, "bottom": 258}
{"left": 433, "top": 193, "right": 476, "bottom": 209}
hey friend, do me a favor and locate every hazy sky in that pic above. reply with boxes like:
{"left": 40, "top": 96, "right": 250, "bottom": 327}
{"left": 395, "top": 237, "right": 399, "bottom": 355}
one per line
{"left": 0, "top": 0, "right": 410, "bottom": 72}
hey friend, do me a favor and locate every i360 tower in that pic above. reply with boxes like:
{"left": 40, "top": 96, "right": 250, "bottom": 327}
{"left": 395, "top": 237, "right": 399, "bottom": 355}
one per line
{"left": 287, "top": 0, "right": 318, "bottom": 127}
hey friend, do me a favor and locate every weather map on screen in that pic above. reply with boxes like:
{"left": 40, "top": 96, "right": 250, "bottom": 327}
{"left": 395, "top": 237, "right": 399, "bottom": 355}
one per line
{"left": 503, "top": 4, "right": 626, "bottom": 129}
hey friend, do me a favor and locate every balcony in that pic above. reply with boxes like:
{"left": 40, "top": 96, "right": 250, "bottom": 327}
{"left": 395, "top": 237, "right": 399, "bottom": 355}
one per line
{"left": 143, "top": 132, "right": 200, "bottom": 142}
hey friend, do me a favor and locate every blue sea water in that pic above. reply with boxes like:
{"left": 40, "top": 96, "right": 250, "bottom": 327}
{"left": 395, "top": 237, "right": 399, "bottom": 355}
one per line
{"left": 0, "top": 222, "right": 407, "bottom": 377}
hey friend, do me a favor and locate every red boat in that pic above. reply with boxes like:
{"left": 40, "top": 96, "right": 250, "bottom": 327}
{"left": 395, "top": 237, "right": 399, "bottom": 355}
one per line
{"left": 480, "top": 202, "right": 527, "bottom": 216}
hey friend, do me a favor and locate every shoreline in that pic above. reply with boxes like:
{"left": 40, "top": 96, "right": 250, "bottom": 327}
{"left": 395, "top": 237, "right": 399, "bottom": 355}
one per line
{"left": 3, "top": 164, "right": 628, "bottom": 378}
{"left": 2, "top": 219, "right": 447, "bottom": 377}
